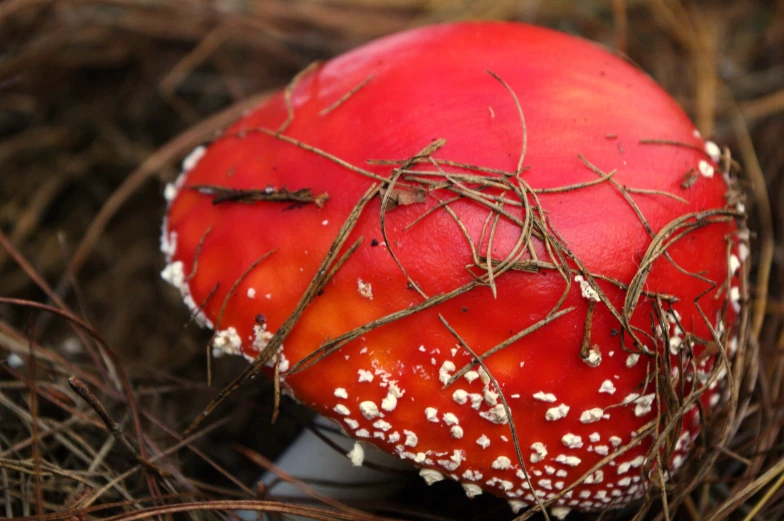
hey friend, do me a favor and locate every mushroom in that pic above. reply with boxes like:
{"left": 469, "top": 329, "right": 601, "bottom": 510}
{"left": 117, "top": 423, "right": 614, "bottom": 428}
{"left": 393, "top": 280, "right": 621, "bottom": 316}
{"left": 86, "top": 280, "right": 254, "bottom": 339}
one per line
{"left": 161, "top": 22, "right": 746, "bottom": 516}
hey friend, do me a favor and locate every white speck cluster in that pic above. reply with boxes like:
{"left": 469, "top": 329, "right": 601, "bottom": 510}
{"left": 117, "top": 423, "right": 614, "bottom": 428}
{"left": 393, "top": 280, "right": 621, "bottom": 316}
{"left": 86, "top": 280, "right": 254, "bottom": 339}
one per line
{"left": 545, "top": 404, "right": 570, "bottom": 421}
{"left": 170, "top": 243, "right": 732, "bottom": 515}
{"left": 698, "top": 159, "right": 714, "bottom": 178}
{"left": 163, "top": 269, "right": 718, "bottom": 517}
{"left": 562, "top": 434, "right": 583, "bottom": 449}
{"left": 420, "top": 469, "right": 444, "bottom": 485}
{"left": 252, "top": 324, "right": 273, "bottom": 352}
{"left": 582, "top": 346, "right": 602, "bottom": 367}
{"left": 163, "top": 145, "right": 206, "bottom": 206}
{"left": 160, "top": 260, "right": 184, "bottom": 291}
{"left": 381, "top": 381, "right": 404, "bottom": 411}
{"left": 439, "top": 361, "right": 456, "bottom": 385}
{"left": 160, "top": 146, "right": 220, "bottom": 332}
{"left": 159, "top": 224, "right": 177, "bottom": 258}
{"left": 328, "top": 336, "right": 711, "bottom": 513}
{"left": 633, "top": 394, "right": 656, "bottom": 417}
{"left": 462, "top": 483, "right": 483, "bottom": 498}
{"left": 730, "top": 286, "right": 741, "bottom": 313}
{"left": 159, "top": 249, "right": 213, "bottom": 331}
{"left": 359, "top": 401, "right": 379, "bottom": 419}
{"left": 492, "top": 456, "right": 512, "bottom": 470}
{"left": 530, "top": 442, "right": 548, "bottom": 463}
{"left": 347, "top": 442, "right": 364, "bottom": 466}
{"left": 357, "top": 278, "right": 373, "bottom": 300}
{"left": 443, "top": 412, "right": 459, "bottom": 425}
{"left": 183, "top": 145, "right": 207, "bottom": 172}
{"left": 326, "top": 342, "right": 675, "bottom": 512}
{"left": 574, "top": 275, "right": 601, "bottom": 302}
{"left": 212, "top": 327, "right": 242, "bottom": 357}
{"left": 479, "top": 404, "right": 509, "bottom": 424}
{"left": 704, "top": 141, "right": 721, "bottom": 162}
{"left": 163, "top": 183, "right": 178, "bottom": 203}
{"left": 533, "top": 391, "right": 557, "bottom": 402}
{"left": 729, "top": 254, "right": 741, "bottom": 275}
{"left": 579, "top": 408, "right": 604, "bottom": 424}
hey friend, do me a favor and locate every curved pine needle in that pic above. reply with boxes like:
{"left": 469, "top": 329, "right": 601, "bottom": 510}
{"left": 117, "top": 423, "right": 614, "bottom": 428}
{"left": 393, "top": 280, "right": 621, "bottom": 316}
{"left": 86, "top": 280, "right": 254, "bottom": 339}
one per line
{"left": 486, "top": 70, "right": 527, "bottom": 175}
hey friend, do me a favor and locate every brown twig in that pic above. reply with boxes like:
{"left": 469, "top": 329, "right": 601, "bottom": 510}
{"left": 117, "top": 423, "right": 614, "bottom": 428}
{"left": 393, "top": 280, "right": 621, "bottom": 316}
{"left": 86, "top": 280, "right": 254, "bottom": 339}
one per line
{"left": 67, "top": 376, "right": 166, "bottom": 478}
{"left": 188, "top": 185, "right": 329, "bottom": 207}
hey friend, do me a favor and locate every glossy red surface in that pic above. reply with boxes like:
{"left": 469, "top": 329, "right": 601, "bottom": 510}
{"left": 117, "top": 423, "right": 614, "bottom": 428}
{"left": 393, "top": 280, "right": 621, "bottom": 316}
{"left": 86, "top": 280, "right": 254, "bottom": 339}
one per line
{"left": 164, "top": 22, "right": 741, "bottom": 511}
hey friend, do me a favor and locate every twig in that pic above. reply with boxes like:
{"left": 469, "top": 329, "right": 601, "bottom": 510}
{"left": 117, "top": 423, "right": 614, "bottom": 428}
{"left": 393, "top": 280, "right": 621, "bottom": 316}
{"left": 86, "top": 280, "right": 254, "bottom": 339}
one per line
{"left": 277, "top": 61, "right": 320, "bottom": 134}
{"left": 27, "top": 316, "right": 44, "bottom": 521}
{"left": 320, "top": 74, "right": 374, "bottom": 116}
{"left": 67, "top": 376, "right": 167, "bottom": 478}
{"left": 188, "top": 185, "right": 329, "bottom": 207}
{"left": 487, "top": 70, "right": 527, "bottom": 175}
{"left": 446, "top": 307, "right": 575, "bottom": 385}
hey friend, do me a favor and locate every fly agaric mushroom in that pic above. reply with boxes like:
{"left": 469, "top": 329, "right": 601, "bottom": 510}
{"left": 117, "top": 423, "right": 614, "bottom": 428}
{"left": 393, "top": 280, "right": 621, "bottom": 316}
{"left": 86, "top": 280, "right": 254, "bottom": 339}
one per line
{"left": 161, "top": 22, "right": 747, "bottom": 517}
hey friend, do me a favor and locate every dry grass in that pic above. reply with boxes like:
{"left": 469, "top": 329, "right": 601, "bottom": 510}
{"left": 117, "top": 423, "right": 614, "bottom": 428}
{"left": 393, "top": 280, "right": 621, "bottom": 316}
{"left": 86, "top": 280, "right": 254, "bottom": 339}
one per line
{"left": 1, "top": 1, "right": 783, "bottom": 520}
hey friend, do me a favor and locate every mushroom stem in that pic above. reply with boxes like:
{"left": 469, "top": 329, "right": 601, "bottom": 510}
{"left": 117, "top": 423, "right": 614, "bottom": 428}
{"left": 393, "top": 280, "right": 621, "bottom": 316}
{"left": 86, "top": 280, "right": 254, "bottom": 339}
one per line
{"left": 239, "top": 415, "right": 409, "bottom": 521}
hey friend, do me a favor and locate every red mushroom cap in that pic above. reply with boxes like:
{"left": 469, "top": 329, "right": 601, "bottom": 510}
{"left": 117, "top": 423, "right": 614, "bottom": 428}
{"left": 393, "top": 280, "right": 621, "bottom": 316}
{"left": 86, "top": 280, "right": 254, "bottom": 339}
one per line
{"left": 162, "top": 22, "right": 746, "bottom": 515}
